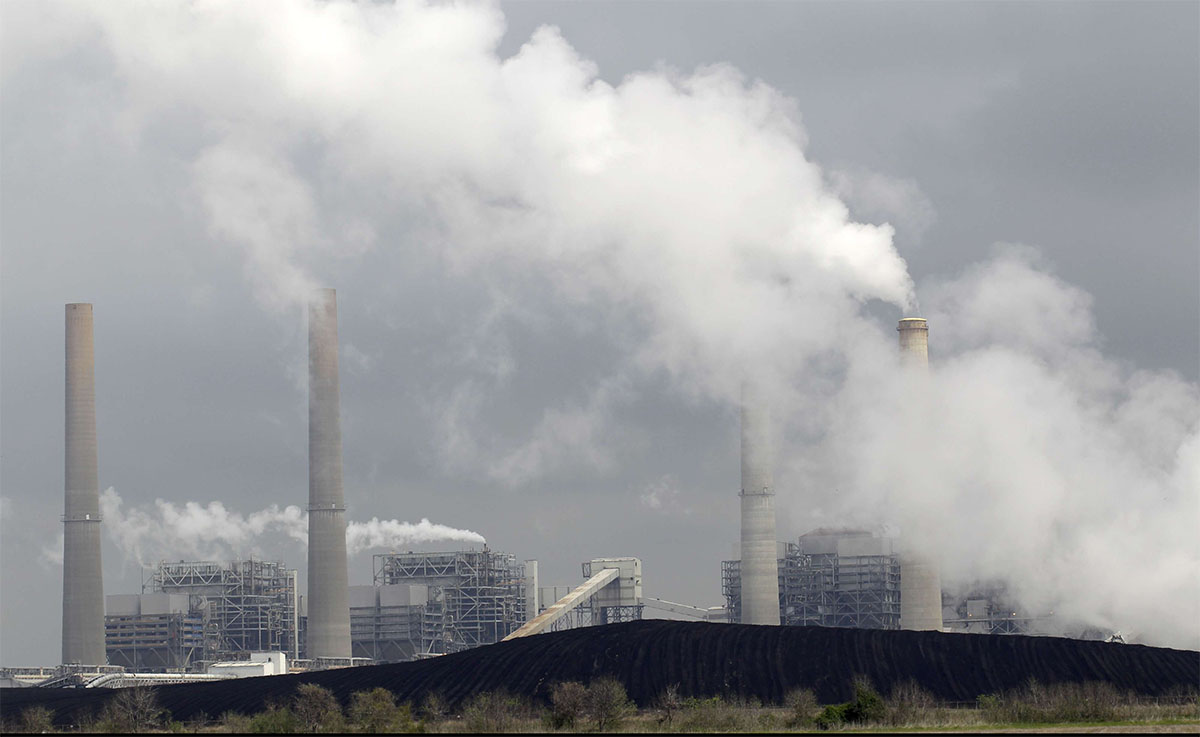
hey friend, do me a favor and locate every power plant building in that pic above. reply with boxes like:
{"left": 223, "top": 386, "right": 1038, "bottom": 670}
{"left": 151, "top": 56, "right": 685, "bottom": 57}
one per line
{"left": 104, "top": 559, "right": 300, "bottom": 670}
{"left": 723, "top": 529, "right": 901, "bottom": 630}
{"left": 348, "top": 548, "right": 527, "bottom": 661}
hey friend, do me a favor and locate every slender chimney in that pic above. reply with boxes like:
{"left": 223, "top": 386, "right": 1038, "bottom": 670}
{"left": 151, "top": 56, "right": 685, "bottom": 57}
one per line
{"left": 897, "top": 317, "right": 943, "bottom": 632}
{"left": 62, "top": 303, "right": 105, "bottom": 664}
{"left": 739, "top": 382, "right": 780, "bottom": 625}
{"left": 306, "top": 288, "right": 351, "bottom": 659}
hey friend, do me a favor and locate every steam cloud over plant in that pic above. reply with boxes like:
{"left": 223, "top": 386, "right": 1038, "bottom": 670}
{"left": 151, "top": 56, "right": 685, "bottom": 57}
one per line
{"left": 5, "top": 0, "right": 1195, "bottom": 648}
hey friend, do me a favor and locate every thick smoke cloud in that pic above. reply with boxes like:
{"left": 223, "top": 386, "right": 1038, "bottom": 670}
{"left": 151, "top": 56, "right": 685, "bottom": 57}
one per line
{"left": 5, "top": 1, "right": 1196, "bottom": 649}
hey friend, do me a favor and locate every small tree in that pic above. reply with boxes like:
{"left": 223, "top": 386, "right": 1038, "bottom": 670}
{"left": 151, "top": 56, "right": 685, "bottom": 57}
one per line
{"left": 348, "top": 688, "right": 416, "bottom": 733}
{"left": 585, "top": 678, "right": 634, "bottom": 732}
{"left": 656, "top": 684, "right": 683, "bottom": 726}
{"left": 292, "top": 683, "right": 343, "bottom": 733}
{"left": 549, "top": 681, "right": 588, "bottom": 729}
{"left": 18, "top": 706, "right": 55, "bottom": 734}
{"left": 100, "top": 686, "right": 166, "bottom": 733}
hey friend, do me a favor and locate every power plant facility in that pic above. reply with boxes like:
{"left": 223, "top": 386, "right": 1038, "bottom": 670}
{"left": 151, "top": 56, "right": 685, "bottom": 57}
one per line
{"left": 25, "top": 294, "right": 1114, "bottom": 692}
{"left": 105, "top": 559, "right": 301, "bottom": 671}
{"left": 723, "top": 529, "right": 901, "bottom": 629}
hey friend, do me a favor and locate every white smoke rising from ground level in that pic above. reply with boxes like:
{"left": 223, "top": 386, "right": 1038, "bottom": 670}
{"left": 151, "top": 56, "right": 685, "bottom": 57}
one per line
{"left": 97, "top": 488, "right": 483, "bottom": 566}
{"left": 5, "top": 1, "right": 1196, "bottom": 648}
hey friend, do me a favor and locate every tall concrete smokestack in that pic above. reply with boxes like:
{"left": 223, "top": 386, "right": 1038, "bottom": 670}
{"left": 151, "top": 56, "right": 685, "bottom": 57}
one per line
{"left": 739, "top": 383, "right": 780, "bottom": 625}
{"left": 306, "top": 288, "right": 351, "bottom": 659}
{"left": 62, "top": 303, "right": 105, "bottom": 665}
{"left": 897, "top": 317, "right": 943, "bottom": 632}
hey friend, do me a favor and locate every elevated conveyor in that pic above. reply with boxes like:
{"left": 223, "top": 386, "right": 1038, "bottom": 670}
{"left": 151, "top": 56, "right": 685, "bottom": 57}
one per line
{"left": 503, "top": 568, "right": 620, "bottom": 640}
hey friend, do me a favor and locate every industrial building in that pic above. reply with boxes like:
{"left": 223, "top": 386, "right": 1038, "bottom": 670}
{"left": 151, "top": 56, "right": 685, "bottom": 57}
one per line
{"left": 723, "top": 529, "right": 901, "bottom": 630}
{"left": 346, "top": 547, "right": 527, "bottom": 660}
{"left": 104, "top": 559, "right": 300, "bottom": 670}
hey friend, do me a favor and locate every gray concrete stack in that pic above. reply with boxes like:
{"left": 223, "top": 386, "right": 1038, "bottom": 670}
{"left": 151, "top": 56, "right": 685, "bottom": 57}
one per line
{"left": 306, "top": 288, "right": 352, "bottom": 658}
{"left": 897, "top": 317, "right": 944, "bottom": 632}
{"left": 62, "top": 303, "right": 106, "bottom": 665}
{"left": 739, "top": 382, "right": 780, "bottom": 625}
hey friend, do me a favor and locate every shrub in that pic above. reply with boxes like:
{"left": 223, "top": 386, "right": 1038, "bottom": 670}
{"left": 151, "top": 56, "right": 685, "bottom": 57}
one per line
{"left": 18, "top": 706, "right": 55, "bottom": 734}
{"left": 98, "top": 686, "right": 166, "bottom": 733}
{"left": 418, "top": 692, "right": 448, "bottom": 722}
{"left": 784, "top": 688, "right": 818, "bottom": 727}
{"left": 814, "top": 678, "right": 886, "bottom": 730}
{"left": 978, "top": 680, "right": 1124, "bottom": 724}
{"left": 219, "top": 711, "right": 252, "bottom": 733}
{"left": 585, "top": 677, "right": 634, "bottom": 732}
{"left": 885, "top": 680, "right": 937, "bottom": 725}
{"left": 462, "top": 691, "right": 527, "bottom": 733}
{"left": 249, "top": 707, "right": 299, "bottom": 734}
{"left": 348, "top": 688, "right": 418, "bottom": 733}
{"left": 292, "top": 683, "right": 344, "bottom": 733}
{"left": 549, "top": 681, "right": 588, "bottom": 729}
{"left": 675, "top": 696, "right": 755, "bottom": 733}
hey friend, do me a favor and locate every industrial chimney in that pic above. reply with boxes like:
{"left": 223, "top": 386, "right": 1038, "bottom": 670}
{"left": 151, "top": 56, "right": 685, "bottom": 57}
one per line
{"left": 62, "top": 303, "right": 105, "bottom": 665}
{"left": 306, "top": 288, "right": 351, "bottom": 659}
{"left": 897, "top": 317, "right": 943, "bottom": 631}
{"left": 739, "top": 382, "right": 780, "bottom": 625}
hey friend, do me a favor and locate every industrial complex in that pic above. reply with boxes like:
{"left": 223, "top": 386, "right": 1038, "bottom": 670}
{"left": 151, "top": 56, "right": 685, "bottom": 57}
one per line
{"left": 0, "top": 295, "right": 1062, "bottom": 688}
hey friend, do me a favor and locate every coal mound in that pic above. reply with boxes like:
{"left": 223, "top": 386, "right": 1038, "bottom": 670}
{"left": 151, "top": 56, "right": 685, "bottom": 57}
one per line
{"left": 5, "top": 620, "right": 1197, "bottom": 726}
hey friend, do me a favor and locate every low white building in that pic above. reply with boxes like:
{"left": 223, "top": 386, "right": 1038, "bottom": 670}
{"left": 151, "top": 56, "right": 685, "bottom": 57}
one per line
{"left": 206, "top": 652, "right": 287, "bottom": 679}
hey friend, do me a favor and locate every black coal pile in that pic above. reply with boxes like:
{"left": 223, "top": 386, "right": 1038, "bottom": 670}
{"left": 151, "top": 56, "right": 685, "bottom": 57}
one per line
{"left": 5, "top": 620, "right": 1197, "bottom": 726}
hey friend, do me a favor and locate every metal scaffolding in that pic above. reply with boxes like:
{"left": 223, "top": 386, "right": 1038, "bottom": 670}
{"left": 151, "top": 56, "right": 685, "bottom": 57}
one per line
{"left": 373, "top": 547, "right": 526, "bottom": 655}
{"left": 723, "top": 531, "right": 901, "bottom": 629}
{"left": 149, "top": 559, "right": 300, "bottom": 660}
{"left": 104, "top": 611, "right": 207, "bottom": 671}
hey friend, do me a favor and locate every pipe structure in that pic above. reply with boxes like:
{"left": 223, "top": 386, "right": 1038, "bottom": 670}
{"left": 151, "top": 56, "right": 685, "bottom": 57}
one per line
{"left": 62, "top": 303, "right": 105, "bottom": 665}
{"left": 897, "top": 317, "right": 943, "bottom": 632}
{"left": 739, "top": 383, "right": 780, "bottom": 625}
{"left": 306, "top": 289, "right": 351, "bottom": 659}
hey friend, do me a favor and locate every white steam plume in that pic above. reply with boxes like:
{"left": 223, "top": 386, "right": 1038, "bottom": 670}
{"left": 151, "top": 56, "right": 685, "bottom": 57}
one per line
{"left": 347, "top": 518, "right": 485, "bottom": 556}
{"left": 8, "top": 2, "right": 1196, "bottom": 649}
{"left": 97, "top": 488, "right": 483, "bottom": 567}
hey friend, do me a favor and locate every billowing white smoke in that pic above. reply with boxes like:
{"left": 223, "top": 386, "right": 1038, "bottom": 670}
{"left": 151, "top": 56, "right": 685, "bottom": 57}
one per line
{"left": 9, "top": 1, "right": 1196, "bottom": 648}
{"left": 95, "top": 488, "right": 483, "bottom": 567}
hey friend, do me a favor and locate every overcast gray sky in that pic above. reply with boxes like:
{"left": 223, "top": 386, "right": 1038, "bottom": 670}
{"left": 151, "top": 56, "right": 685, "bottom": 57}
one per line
{"left": 2, "top": 1, "right": 1197, "bottom": 665}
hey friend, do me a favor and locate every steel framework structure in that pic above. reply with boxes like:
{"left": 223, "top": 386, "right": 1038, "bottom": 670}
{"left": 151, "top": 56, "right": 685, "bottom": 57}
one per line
{"left": 373, "top": 548, "right": 526, "bottom": 654}
{"left": 723, "top": 543, "right": 901, "bottom": 630}
{"left": 150, "top": 559, "right": 300, "bottom": 660}
{"left": 104, "top": 611, "right": 208, "bottom": 670}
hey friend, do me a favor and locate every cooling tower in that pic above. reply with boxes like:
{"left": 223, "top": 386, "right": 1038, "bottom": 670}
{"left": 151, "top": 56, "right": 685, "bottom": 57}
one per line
{"left": 897, "top": 317, "right": 943, "bottom": 632}
{"left": 306, "top": 288, "right": 352, "bottom": 659}
{"left": 740, "top": 383, "right": 780, "bottom": 625}
{"left": 62, "top": 303, "right": 105, "bottom": 665}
